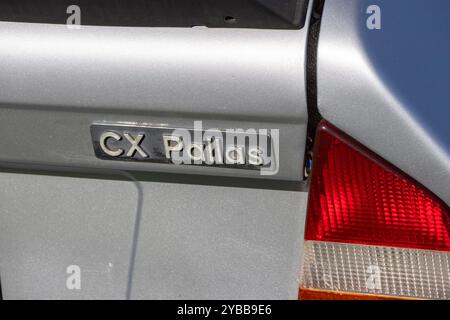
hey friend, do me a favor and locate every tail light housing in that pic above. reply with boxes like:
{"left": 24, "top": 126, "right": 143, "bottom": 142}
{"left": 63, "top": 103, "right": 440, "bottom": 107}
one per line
{"left": 299, "top": 121, "right": 450, "bottom": 300}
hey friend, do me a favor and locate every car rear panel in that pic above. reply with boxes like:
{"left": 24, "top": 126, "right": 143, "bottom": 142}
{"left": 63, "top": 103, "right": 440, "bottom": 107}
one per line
{"left": 0, "top": 1, "right": 313, "bottom": 299}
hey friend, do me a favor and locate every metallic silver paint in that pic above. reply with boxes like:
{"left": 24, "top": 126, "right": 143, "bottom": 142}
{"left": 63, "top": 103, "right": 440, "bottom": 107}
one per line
{"left": 0, "top": 172, "right": 138, "bottom": 299}
{"left": 317, "top": 0, "right": 450, "bottom": 205}
{"left": 130, "top": 181, "right": 308, "bottom": 300}
{"left": 0, "top": 171, "right": 307, "bottom": 299}
{"left": 0, "top": 21, "right": 309, "bottom": 180}
{"left": 0, "top": 0, "right": 314, "bottom": 299}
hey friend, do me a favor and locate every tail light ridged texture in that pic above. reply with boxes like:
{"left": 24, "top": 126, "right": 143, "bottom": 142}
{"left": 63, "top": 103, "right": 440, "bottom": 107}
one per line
{"left": 300, "top": 121, "right": 450, "bottom": 300}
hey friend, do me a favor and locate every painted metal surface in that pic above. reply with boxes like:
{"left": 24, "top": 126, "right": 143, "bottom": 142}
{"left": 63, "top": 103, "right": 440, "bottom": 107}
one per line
{"left": 317, "top": 0, "right": 450, "bottom": 205}
{"left": 0, "top": 21, "right": 309, "bottom": 181}
{"left": 0, "top": 171, "right": 307, "bottom": 299}
{"left": 0, "top": 2, "right": 313, "bottom": 298}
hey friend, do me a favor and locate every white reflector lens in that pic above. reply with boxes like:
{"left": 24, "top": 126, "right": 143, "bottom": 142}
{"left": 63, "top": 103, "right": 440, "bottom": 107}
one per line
{"left": 301, "top": 241, "right": 450, "bottom": 299}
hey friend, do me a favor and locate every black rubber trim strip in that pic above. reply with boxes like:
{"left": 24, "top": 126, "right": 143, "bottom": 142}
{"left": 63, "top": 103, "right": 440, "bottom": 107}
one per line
{"left": 0, "top": 0, "right": 309, "bottom": 29}
{"left": 303, "top": 0, "right": 325, "bottom": 179}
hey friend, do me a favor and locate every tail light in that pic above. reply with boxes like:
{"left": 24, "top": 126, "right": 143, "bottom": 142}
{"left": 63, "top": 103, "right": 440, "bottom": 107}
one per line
{"left": 299, "top": 121, "right": 450, "bottom": 300}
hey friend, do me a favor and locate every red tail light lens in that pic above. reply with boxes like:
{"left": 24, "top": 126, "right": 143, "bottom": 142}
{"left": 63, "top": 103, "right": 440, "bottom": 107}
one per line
{"left": 305, "top": 121, "right": 450, "bottom": 251}
{"left": 300, "top": 121, "right": 450, "bottom": 300}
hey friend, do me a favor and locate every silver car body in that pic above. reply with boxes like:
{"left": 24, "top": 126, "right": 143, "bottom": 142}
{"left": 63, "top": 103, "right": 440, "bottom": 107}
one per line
{"left": 0, "top": 0, "right": 448, "bottom": 299}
